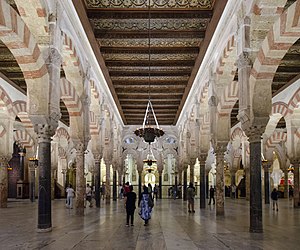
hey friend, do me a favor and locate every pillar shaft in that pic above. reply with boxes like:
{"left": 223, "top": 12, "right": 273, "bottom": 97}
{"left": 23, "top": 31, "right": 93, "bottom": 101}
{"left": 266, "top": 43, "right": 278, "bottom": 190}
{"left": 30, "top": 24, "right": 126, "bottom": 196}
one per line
{"left": 19, "top": 152, "right": 25, "bottom": 181}
{"left": 138, "top": 171, "right": 142, "bottom": 198}
{"left": 249, "top": 134, "right": 263, "bottom": 233}
{"left": 105, "top": 161, "right": 111, "bottom": 204}
{"left": 183, "top": 169, "right": 187, "bottom": 201}
{"left": 113, "top": 169, "right": 117, "bottom": 201}
{"left": 0, "top": 156, "right": 8, "bottom": 208}
{"left": 215, "top": 147, "right": 225, "bottom": 216}
{"left": 245, "top": 166, "right": 250, "bottom": 201}
{"left": 36, "top": 125, "right": 53, "bottom": 232}
{"left": 293, "top": 162, "right": 299, "bottom": 207}
{"left": 29, "top": 165, "right": 36, "bottom": 202}
{"left": 159, "top": 172, "right": 162, "bottom": 199}
{"left": 75, "top": 142, "right": 85, "bottom": 216}
{"left": 284, "top": 169, "right": 289, "bottom": 198}
{"left": 263, "top": 162, "right": 270, "bottom": 204}
{"left": 95, "top": 159, "right": 100, "bottom": 208}
{"left": 199, "top": 155, "right": 206, "bottom": 209}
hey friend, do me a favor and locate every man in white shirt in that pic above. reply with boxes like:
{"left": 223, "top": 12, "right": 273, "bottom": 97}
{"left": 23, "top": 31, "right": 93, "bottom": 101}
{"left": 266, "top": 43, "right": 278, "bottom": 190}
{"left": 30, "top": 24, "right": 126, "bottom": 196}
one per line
{"left": 66, "top": 184, "right": 75, "bottom": 209}
{"left": 85, "top": 184, "right": 93, "bottom": 208}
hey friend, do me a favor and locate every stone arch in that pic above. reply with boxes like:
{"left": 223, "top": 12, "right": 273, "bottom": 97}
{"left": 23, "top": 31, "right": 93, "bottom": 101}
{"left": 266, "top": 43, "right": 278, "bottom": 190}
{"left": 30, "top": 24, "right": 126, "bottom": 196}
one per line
{"left": 60, "top": 77, "right": 82, "bottom": 117}
{"left": 55, "top": 127, "right": 70, "bottom": 142}
{"left": 0, "top": 85, "right": 13, "bottom": 116}
{"left": 288, "top": 87, "right": 300, "bottom": 111}
{"left": 62, "top": 32, "right": 84, "bottom": 97}
{"left": 265, "top": 131, "right": 287, "bottom": 162}
{"left": 13, "top": 130, "right": 34, "bottom": 149}
{"left": 0, "top": 0, "right": 49, "bottom": 118}
{"left": 250, "top": 1, "right": 300, "bottom": 121}
{"left": 89, "top": 110, "right": 100, "bottom": 136}
{"left": 13, "top": 0, "right": 49, "bottom": 41}
{"left": 272, "top": 102, "right": 291, "bottom": 117}
{"left": 231, "top": 127, "right": 245, "bottom": 141}
{"left": 12, "top": 100, "right": 33, "bottom": 129}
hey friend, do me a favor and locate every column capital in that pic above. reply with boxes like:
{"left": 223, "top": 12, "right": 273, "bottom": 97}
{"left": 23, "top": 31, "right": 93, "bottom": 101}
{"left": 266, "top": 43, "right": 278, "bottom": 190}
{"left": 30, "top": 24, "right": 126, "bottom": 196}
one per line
{"left": 198, "top": 153, "right": 207, "bottom": 163}
{"left": 237, "top": 51, "right": 252, "bottom": 69}
{"left": 34, "top": 124, "right": 56, "bottom": 143}
{"left": 245, "top": 125, "right": 265, "bottom": 143}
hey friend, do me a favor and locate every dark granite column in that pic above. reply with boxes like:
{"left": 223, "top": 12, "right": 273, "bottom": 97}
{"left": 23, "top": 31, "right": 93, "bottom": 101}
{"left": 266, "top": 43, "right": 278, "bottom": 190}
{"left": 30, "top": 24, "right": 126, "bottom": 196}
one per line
{"left": 29, "top": 163, "right": 36, "bottom": 202}
{"left": 199, "top": 154, "right": 206, "bottom": 209}
{"left": 263, "top": 160, "right": 270, "bottom": 204}
{"left": 249, "top": 131, "right": 263, "bottom": 233}
{"left": 206, "top": 172, "right": 209, "bottom": 199}
{"left": 75, "top": 141, "right": 85, "bottom": 216}
{"left": 113, "top": 169, "right": 117, "bottom": 201}
{"left": 215, "top": 144, "right": 226, "bottom": 216}
{"left": 190, "top": 160, "right": 195, "bottom": 184}
{"left": 292, "top": 161, "right": 299, "bottom": 207}
{"left": 36, "top": 124, "right": 53, "bottom": 232}
{"left": 95, "top": 159, "right": 100, "bottom": 208}
{"left": 183, "top": 169, "right": 187, "bottom": 201}
{"left": 159, "top": 171, "right": 162, "bottom": 199}
{"left": 0, "top": 156, "right": 8, "bottom": 208}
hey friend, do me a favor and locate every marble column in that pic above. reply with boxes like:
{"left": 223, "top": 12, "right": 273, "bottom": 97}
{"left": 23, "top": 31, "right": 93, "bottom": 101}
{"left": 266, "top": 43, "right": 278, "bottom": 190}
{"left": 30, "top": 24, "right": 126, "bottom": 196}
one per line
{"left": 36, "top": 124, "right": 53, "bottom": 232}
{"left": 249, "top": 131, "right": 263, "bottom": 233}
{"left": 215, "top": 145, "right": 226, "bottom": 216}
{"left": 293, "top": 161, "right": 299, "bottom": 207}
{"left": 0, "top": 156, "right": 8, "bottom": 208}
{"left": 138, "top": 171, "right": 142, "bottom": 198}
{"left": 283, "top": 169, "right": 289, "bottom": 198}
{"left": 105, "top": 160, "right": 111, "bottom": 204}
{"left": 19, "top": 151, "right": 25, "bottom": 181}
{"left": 199, "top": 154, "right": 206, "bottom": 209}
{"left": 183, "top": 169, "right": 187, "bottom": 201}
{"left": 190, "top": 160, "right": 195, "bottom": 184}
{"left": 263, "top": 161, "right": 270, "bottom": 204}
{"left": 95, "top": 159, "right": 100, "bottom": 208}
{"left": 159, "top": 171, "right": 162, "bottom": 199}
{"left": 113, "top": 169, "right": 117, "bottom": 201}
{"left": 75, "top": 142, "right": 85, "bottom": 216}
{"left": 231, "top": 170, "right": 236, "bottom": 198}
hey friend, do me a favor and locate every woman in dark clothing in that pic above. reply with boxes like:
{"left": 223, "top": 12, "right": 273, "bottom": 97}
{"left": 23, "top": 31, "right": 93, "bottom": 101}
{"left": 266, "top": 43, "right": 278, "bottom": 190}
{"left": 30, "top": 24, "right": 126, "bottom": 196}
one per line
{"left": 139, "top": 185, "right": 152, "bottom": 226}
{"left": 124, "top": 185, "right": 137, "bottom": 226}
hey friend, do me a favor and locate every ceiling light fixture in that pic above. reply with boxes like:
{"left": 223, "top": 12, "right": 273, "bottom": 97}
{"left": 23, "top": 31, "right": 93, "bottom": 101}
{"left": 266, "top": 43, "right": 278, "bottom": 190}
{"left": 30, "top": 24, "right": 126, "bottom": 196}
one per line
{"left": 134, "top": 0, "right": 164, "bottom": 144}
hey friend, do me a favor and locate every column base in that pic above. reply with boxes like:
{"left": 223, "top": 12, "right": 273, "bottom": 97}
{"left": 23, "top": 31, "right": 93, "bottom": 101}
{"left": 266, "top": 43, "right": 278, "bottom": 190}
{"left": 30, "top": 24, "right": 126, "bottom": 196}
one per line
{"left": 37, "top": 227, "right": 52, "bottom": 233}
{"left": 249, "top": 227, "right": 263, "bottom": 233}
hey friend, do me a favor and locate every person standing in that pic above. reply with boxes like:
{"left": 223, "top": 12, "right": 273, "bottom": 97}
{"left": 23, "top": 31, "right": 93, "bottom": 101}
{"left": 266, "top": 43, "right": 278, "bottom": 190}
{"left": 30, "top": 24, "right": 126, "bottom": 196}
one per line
{"left": 139, "top": 185, "right": 152, "bottom": 226}
{"left": 85, "top": 184, "right": 93, "bottom": 208}
{"left": 208, "top": 186, "right": 215, "bottom": 205}
{"left": 231, "top": 184, "right": 236, "bottom": 199}
{"left": 124, "top": 185, "right": 137, "bottom": 226}
{"left": 153, "top": 184, "right": 158, "bottom": 200}
{"left": 271, "top": 188, "right": 279, "bottom": 211}
{"left": 119, "top": 184, "right": 124, "bottom": 199}
{"left": 187, "top": 182, "right": 195, "bottom": 213}
{"left": 66, "top": 184, "right": 75, "bottom": 209}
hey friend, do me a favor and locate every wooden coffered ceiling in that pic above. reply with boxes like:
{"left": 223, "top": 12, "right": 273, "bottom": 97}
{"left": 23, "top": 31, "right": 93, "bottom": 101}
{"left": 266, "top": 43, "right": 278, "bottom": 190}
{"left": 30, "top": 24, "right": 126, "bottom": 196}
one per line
{"left": 79, "top": 0, "right": 227, "bottom": 125}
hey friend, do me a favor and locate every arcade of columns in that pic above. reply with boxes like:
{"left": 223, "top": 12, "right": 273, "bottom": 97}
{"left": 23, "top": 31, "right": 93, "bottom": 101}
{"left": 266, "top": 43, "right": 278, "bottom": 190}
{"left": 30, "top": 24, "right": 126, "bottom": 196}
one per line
{"left": 0, "top": 0, "right": 299, "bottom": 234}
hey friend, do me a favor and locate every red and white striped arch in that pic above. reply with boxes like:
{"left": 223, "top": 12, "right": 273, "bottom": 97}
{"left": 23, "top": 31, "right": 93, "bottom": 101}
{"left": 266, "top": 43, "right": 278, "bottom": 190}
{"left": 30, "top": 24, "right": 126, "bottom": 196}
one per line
{"left": 250, "top": 1, "right": 300, "bottom": 118}
{"left": 0, "top": 0, "right": 49, "bottom": 116}
{"left": 13, "top": 130, "right": 34, "bottom": 149}
{"left": 0, "top": 85, "right": 13, "bottom": 116}
{"left": 90, "top": 79, "right": 100, "bottom": 100}
{"left": 13, "top": 0, "right": 48, "bottom": 39}
{"left": 90, "top": 111, "right": 100, "bottom": 136}
{"left": 272, "top": 102, "right": 291, "bottom": 117}
{"left": 230, "top": 127, "right": 246, "bottom": 141}
{"left": 216, "top": 36, "right": 235, "bottom": 75}
{"left": 60, "top": 78, "right": 82, "bottom": 117}
{"left": 266, "top": 131, "right": 287, "bottom": 150}
{"left": 55, "top": 127, "right": 70, "bottom": 142}
{"left": 288, "top": 87, "right": 300, "bottom": 111}
{"left": 12, "top": 100, "right": 33, "bottom": 129}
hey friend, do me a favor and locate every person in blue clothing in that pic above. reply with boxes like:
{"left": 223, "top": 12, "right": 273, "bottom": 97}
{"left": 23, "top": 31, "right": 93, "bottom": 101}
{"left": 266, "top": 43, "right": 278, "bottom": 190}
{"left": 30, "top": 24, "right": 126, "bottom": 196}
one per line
{"left": 139, "top": 185, "right": 152, "bottom": 226}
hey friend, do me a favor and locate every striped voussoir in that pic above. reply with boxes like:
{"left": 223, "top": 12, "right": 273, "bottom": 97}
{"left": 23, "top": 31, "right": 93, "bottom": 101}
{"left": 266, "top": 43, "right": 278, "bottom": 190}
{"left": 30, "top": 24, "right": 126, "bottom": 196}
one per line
{"left": 13, "top": 130, "right": 34, "bottom": 149}
{"left": 266, "top": 131, "right": 287, "bottom": 150}
{"left": 90, "top": 80, "right": 100, "bottom": 100}
{"left": 219, "top": 81, "right": 238, "bottom": 115}
{"left": 54, "top": 127, "right": 70, "bottom": 142}
{"left": 231, "top": 127, "right": 246, "bottom": 141}
{"left": 60, "top": 78, "right": 82, "bottom": 117}
{"left": 0, "top": 85, "right": 13, "bottom": 115}
{"left": 216, "top": 36, "right": 235, "bottom": 75}
{"left": 90, "top": 111, "right": 100, "bottom": 136}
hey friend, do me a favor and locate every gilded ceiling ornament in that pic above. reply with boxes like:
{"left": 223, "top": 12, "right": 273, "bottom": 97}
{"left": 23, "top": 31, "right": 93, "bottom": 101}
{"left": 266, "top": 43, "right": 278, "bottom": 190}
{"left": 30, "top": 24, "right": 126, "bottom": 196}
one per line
{"left": 111, "top": 76, "right": 189, "bottom": 81}
{"left": 103, "top": 53, "right": 197, "bottom": 61}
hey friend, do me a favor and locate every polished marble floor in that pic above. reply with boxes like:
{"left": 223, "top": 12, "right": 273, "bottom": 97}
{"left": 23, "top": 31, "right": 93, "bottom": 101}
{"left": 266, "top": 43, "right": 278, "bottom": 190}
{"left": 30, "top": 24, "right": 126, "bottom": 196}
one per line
{"left": 0, "top": 197, "right": 299, "bottom": 250}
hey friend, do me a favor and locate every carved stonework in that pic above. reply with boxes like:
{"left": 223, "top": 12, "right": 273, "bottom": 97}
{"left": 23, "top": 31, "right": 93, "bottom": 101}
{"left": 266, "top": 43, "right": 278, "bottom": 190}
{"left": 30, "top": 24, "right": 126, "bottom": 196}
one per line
{"left": 86, "top": 0, "right": 214, "bottom": 9}
{"left": 111, "top": 75, "right": 189, "bottom": 81}
{"left": 34, "top": 124, "right": 55, "bottom": 143}
{"left": 245, "top": 125, "right": 265, "bottom": 143}
{"left": 100, "top": 38, "right": 202, "bottom": 47}
{"left": 92, "top": 18, "right": 209, "bottom": 31}
{"left": 237, "top": 52, "right": 252, "bottom": 69}
{"left": 103, "top": 53, "right": 197, "bottom": 61}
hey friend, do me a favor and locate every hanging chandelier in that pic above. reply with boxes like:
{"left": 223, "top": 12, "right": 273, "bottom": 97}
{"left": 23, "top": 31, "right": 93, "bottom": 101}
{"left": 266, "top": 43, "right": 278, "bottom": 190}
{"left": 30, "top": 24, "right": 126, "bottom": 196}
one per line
{"left": 134, "top": 0, "right": 164, "bottom": 144}
{"left": 143, "top": 144, "right": 157, "bottom": 172}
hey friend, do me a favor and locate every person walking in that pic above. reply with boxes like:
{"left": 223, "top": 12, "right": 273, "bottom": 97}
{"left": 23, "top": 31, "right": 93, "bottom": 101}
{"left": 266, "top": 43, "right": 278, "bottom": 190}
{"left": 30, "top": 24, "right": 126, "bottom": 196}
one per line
{"left": 208, "top": 186, "right": 215, "bottom": 205}
{"left": 119, "top": 184, "right": 124, "bottom": 199}
{"left": 85, "top": 184, "right": 93, "bottom": 208}
{"left": 187, "top": 182, "right": 195, "bottom": 213}
{"left": 271, "top": 188, "right": 279, "bottom": 211}
{"left": 139, "top": 185, "right": 152, "bottom": 226}
{"left": 66, "top": 184, "right": 75, "bottom": 209}
{"left": 153, "top": 184, "right": 158, "bottom": 200}
{"left": 124, "top": 185, "right": 137, "bottom": 226}
{"left": 101, "top": 183, "right": 106, "bottom": 200}
{"left": 231, "top": 184, "right": 236, "bottom": 199}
